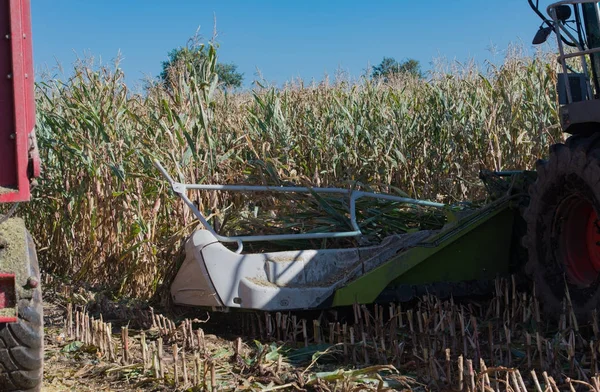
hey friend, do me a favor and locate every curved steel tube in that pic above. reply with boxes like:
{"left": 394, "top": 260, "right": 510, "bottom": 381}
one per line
{"left": 154, "top": 161, "right": 445, "bottom": 253}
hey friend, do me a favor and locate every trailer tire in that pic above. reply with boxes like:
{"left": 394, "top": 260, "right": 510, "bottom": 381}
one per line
{"left": 524, "top": 132, "right": 600, "bottom": 319}
{"left": 0, "top": 232, "right": 43, "bottom": 392}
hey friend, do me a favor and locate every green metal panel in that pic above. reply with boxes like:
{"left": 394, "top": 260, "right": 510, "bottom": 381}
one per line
{"left": 331, "top": 199, "right": 516, "bottom": 306}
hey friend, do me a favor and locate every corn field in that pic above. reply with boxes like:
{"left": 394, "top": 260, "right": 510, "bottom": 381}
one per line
{"left": 25, "top": 45, "right": 563, "bottom": 298}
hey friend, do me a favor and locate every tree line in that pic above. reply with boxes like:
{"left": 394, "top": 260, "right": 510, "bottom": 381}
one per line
{"left": 161, "top": 43, "right": 422, "bottom": 89}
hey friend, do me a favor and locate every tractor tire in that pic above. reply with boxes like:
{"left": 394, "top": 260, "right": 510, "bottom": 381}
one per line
{"left": 0, "top": 232, "right": 43, "bottom": 392}
{"left": 523, "top": 132, "right": 600, "bottom": 319}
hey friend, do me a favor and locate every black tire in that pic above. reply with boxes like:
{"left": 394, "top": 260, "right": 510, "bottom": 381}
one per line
{"left": 523, "top": 132, "right": 600, "bottom": 319}
{"left": 0, "top": 232, "right": 43, "bottom": 392}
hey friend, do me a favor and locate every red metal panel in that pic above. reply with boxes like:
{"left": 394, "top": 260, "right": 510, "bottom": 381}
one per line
{"left": 0, "top": 0, "right": 35, "bottom": 203}
{"left": 0, "top": 2, "right": 17, "bottom": 195}
{"left": 20, "top": 0, "right": 33, "bottom": 135}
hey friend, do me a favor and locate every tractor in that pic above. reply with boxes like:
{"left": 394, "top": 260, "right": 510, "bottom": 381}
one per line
{"left": 523, "top": 0, "right": 600, "bottom": 317}
{"left": 159, "top": 0, "right": 600, "bottom": 322}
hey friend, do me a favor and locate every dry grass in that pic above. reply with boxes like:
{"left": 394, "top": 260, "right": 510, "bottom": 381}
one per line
{"left": 25, "top": 44, "right": 563, "bottom": 298}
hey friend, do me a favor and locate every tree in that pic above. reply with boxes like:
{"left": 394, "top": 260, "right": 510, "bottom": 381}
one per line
{"left": 161, "top": 45, "right": 243, "bottom": 89}
{"left": 214, "top": 62, "right": 243, "bottom": 89}
{"left": 371, "top": 57, "right": 422, "bottom": 80}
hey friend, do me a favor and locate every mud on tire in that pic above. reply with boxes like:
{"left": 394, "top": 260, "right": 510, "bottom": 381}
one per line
{"left": 524, "top": 132, "right": 600, "bottom": 319}
{"left": 0, "top": 232, "right": 43, "bottom": 392}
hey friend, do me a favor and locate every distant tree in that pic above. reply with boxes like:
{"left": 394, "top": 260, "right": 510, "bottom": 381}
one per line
{"left": 214, "top": 62, "right": 244, "bottom": 89}
{"left": 161, "top": 45, "right": 243, "bottom": 89}
{"left": 372, "top": 57, "right": 422, "bottom": 79}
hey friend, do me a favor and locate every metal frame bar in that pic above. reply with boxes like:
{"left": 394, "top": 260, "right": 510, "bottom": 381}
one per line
{"left": 529, "top": 0, "right": 580, "bottom": 47}
{"left": 560, "top": 46, "right": 600, "bottom": 58}
{"left": 548, "top": 0, "right": 600, "bottom": 103}
{"left": 154, "top": 161, "right": 445, "bottom": 253}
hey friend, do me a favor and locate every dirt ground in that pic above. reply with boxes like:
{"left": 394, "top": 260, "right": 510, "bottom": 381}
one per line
{"left": 40, "top": 280, "right": 409, "bottom": 392}
{"left": 40, "top": 276, "right": 598, "bottom": 392}
{"left": 43, "top": 293, "right": 155, "bottom": 392}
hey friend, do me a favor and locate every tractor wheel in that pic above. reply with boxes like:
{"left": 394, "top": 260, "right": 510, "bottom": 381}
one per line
{"left": 0, "top": 231, "right": 43, "bottom": 392}
{"left": 524, "top": 132, "right": 600, "bottom": 318}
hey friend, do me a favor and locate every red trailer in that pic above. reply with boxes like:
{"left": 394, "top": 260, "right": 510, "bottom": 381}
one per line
{"left": 0, "top": 0, "right": 43, "bottom": 391}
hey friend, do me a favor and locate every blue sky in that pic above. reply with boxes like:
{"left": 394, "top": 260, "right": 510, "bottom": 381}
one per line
{"left": 31, "top": 1, "right": 549, "bottom": 88}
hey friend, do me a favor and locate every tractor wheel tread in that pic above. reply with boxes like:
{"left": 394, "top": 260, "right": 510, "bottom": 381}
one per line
{"left": 0, "top": 232, "right": 43, "bottom": 392}
{"left": 524, "top": 133, "right": 600, "bottom": 319}
{"left": 0, "top": 345, "right": 42, "bottom": 371}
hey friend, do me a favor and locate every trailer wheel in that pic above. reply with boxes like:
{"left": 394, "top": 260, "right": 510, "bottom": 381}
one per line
{"left": 0, "top": 232, "right": 43, "bottom": 392}
{"left": 524, "top": 132, "right": 600, "bottom": 318}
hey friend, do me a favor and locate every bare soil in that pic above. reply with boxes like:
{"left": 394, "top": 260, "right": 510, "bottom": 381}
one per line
{"left": 40, "top": 275, "right": 600, "bottom": 392}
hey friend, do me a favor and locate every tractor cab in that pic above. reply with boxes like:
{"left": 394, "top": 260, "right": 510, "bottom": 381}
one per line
{"left": 530, "top": 0, "right": 600, "bottom": 133}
